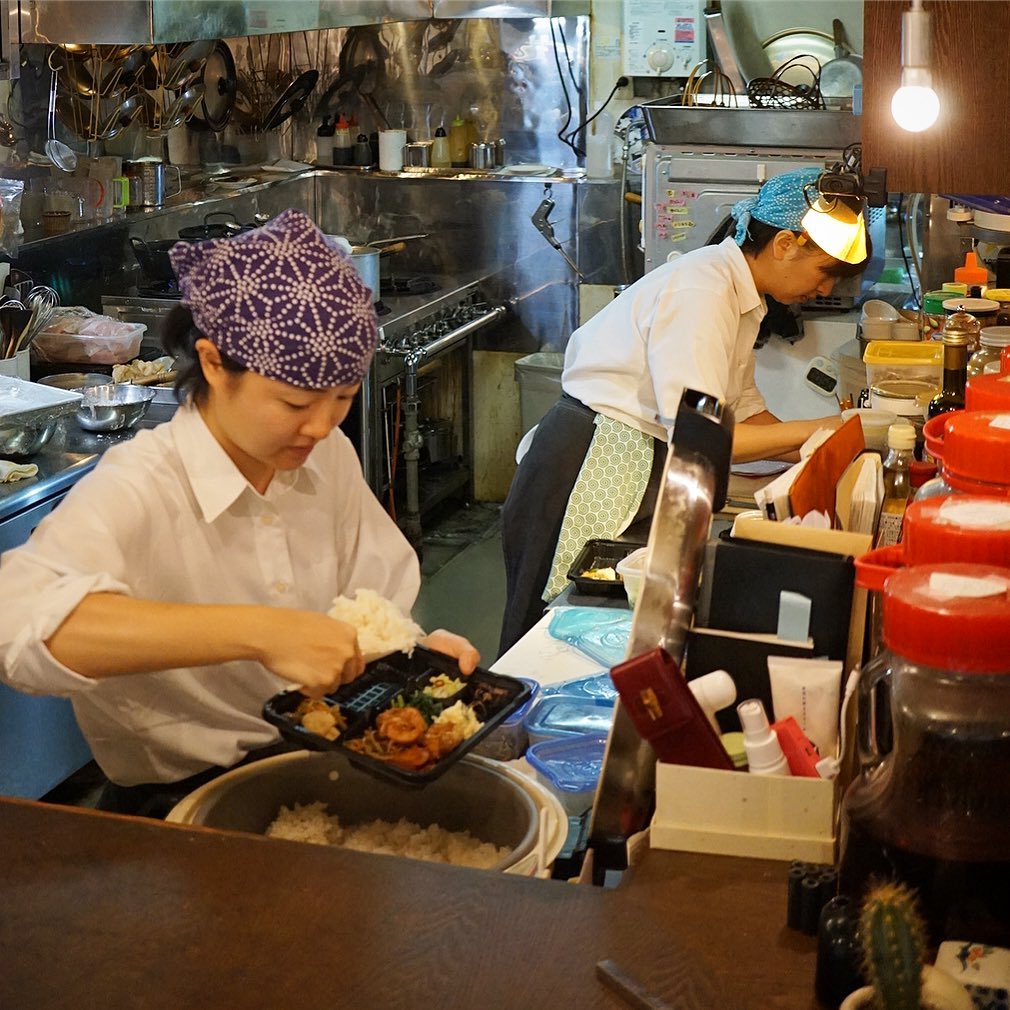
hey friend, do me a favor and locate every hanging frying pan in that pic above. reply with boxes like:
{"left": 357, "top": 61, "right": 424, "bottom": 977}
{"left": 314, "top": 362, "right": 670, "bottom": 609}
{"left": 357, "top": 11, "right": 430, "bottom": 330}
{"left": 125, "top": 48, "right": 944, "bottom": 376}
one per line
{"left": 188, "top": 39, "right": 237, "bottom": 133}
{"left": 262, "top": 69, "right": 319, "bottom": 131}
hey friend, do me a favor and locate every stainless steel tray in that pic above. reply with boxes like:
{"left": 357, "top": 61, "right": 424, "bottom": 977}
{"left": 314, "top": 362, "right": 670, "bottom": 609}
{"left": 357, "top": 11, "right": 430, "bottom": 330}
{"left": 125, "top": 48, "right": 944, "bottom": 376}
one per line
{"left": 0, "top": 376, "right": 82, "bottom": 428}
{"left": 640, "top": 98, "right": 861, "bottom": 150}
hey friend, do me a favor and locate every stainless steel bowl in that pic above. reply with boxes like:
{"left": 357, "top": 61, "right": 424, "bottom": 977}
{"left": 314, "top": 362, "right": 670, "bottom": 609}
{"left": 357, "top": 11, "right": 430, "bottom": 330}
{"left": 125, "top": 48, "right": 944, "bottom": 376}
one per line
{"left": 37, "top": 372, "right": 112, "bottom": 391}
{"left": 0, "top": 416, "right": 58, "bottom": 458}
{"left": 75, "top": 383, "right": 156, "bottom": 432}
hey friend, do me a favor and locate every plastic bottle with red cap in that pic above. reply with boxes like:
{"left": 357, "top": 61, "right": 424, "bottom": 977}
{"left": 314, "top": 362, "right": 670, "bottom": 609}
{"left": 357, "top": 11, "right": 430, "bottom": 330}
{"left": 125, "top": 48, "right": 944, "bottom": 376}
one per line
{"left": 839, "top": 561, "right": 1010, "bottom": 948}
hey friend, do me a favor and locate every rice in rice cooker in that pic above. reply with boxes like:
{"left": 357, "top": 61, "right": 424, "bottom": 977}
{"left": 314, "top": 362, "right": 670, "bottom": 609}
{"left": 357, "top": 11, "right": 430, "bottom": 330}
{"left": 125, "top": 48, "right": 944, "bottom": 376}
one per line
{"left": 266, "top": 801, "right": 508, "bottom": 870}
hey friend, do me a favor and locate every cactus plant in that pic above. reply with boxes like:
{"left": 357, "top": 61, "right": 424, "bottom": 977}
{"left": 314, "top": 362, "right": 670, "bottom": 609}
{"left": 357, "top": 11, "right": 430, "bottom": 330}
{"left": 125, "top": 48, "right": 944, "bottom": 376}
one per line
{"left": 857, "top": 881, "right": 927, "bottom": 1010}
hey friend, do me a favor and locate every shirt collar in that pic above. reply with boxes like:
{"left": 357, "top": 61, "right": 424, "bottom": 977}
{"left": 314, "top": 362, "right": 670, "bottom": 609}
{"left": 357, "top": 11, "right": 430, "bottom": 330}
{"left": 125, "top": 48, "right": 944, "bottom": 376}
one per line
{"left": 170, "top": 404, "right": 321, "bottom": 523}
{"left": 719, "top": 237, "right": 765, "bottom": 317}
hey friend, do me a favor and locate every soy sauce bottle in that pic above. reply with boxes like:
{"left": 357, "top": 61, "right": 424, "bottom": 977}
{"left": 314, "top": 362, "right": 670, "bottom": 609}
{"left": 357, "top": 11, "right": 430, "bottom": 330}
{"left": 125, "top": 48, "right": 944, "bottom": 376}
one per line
{"left": 927, "top": 310, "right": 975, "bottom": 420}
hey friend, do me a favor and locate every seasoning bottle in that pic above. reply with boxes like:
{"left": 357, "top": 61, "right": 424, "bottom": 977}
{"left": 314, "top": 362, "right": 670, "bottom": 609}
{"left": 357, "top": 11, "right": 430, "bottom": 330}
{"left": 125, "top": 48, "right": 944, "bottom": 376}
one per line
{"left": 875, "top": 423, "right": 916, "bottom": 548}
{"left": 430, "top": 126, "right": 451, "bottom": 168}
{"left": 448, "top": 114, "right": 468, "bottom": 167}
{"left": 317, "top": 116, "right": 334, "bottom": 163}
{"left": 352, "top": 132, "right": 372, "bottom": 166}
{"left": 968, "top": 325, "right": 1010, "bottom": 378}
{"left": 926, "top": 311, "right": 974, "bottom": 419}
{"left": 333, "top": 115, "right": 352, "bottom": 166}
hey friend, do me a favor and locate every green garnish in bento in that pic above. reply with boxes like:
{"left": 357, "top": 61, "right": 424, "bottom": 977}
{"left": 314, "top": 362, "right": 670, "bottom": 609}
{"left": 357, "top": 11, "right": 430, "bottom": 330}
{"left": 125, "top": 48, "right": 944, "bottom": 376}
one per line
{"left": 390, "top": 690, "right": 443, "bottom": 722}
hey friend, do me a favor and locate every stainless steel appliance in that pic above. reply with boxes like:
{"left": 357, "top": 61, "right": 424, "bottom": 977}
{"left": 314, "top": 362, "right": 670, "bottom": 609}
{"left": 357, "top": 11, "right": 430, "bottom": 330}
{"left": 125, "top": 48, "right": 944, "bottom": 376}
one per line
{"left": 639, "top": 104, "right": 882, "bottom": 308}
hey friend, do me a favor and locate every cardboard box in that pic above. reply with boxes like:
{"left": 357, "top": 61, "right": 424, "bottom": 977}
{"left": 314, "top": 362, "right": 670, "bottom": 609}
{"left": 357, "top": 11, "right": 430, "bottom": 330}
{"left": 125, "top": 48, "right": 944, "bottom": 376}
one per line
{"left": 650, "top": 762, "right": 836, "bottom": 863}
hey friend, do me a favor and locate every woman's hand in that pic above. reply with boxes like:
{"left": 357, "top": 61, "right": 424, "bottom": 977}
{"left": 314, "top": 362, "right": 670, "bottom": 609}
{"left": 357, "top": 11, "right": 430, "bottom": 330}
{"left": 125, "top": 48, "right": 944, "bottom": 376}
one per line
{"left": 255, "top": 611, "right": 365, "bottom": 697}
{"left": 420, "top": 628, "right": 481, "bottom": 675}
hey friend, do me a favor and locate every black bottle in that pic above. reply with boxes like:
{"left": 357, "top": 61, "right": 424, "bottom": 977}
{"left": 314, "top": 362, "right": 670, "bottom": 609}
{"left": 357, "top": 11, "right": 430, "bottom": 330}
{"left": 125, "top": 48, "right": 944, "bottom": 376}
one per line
{"left": 926, "top": 323, "right": 970, "bottom": 420}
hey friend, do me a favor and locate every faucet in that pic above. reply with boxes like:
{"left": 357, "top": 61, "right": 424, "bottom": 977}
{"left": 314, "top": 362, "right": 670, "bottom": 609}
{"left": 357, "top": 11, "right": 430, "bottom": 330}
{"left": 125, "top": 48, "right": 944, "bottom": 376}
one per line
{"left": 587, "top": 388, "right": 735, "bottom": 879}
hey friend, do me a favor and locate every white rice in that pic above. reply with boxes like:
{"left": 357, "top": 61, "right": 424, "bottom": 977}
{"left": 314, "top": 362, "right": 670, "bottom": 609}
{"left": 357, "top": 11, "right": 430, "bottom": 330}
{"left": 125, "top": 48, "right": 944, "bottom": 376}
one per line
{"left": 327, "top": 588, "right": 423, "bottom": 660}
{"left": 266, "top": 801, "right": 509, "bottom": 870}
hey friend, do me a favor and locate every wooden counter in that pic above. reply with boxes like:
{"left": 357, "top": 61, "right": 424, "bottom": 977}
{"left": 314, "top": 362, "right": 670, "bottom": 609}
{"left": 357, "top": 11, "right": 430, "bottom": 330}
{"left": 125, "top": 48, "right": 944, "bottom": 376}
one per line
{"left": 0, "top": 797, "right": 819, "bottom": 1010}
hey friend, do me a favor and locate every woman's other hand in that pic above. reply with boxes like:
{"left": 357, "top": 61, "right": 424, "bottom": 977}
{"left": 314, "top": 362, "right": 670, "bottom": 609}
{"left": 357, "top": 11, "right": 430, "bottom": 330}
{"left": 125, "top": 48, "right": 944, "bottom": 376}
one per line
{"left": 419, "top": 629, "right": 481, "bottom": 675}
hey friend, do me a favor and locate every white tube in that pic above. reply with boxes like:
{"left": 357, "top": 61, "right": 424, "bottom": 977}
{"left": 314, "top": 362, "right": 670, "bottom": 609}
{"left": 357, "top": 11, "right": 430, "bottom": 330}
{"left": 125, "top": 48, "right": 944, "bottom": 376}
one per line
{"left": 688, "top": 669, "right": 737, "bottom": 735}
{"left": 767, "top": 656, "right": 843, "bottom": 759}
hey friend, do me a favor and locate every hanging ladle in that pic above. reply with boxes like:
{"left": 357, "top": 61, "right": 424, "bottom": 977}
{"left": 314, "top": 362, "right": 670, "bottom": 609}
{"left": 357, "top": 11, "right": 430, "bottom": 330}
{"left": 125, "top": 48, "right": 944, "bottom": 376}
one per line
{"left": 46, "top": 50, "right": 78, "bottom": 172}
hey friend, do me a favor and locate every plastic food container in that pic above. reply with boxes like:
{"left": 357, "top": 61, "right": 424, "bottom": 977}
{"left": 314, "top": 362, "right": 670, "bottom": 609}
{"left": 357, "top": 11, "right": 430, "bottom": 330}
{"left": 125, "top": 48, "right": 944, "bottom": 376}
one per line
{"left": 566, "top": 539, "right": 645, "bottom": 597}
{"left": 542, "top": 672, "right": 618, "bottom": 705}
{"left": 863, "top": 340, "right": 943, "bottom": 392}
{"left": 841, "top": 408, "right": 898, "bottom": 453}
{"left": 523, "top": 695, "right": 616, "bottom": 748}
{"left": 526, "top": 734, "right": 607, "bottom": 816}
{"left": 263, "top": 646, "right": 532, "bottom": 787}
{"left": 470, "top": 678, "right": 540, "bottom": 761}
{"left": 33, "top": 321, "right": 146, "bottom": 365}
{"left": 615, "top": 546, "right": 648, "bottom": 607}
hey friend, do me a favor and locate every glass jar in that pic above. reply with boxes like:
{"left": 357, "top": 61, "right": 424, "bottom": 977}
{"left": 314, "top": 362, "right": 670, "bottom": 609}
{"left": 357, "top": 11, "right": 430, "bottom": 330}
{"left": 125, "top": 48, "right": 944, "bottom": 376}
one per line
{"left": 968, "top": 326, "right": 1010, "bottom": 378}
{"left": 838, "top": 562, "right": 1010, "bottom": 948}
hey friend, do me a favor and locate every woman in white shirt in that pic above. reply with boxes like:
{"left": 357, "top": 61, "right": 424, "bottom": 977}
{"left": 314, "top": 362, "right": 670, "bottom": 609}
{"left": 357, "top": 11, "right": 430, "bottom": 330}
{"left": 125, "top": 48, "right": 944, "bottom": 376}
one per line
{"left": 0, "top": 209, "right": 477, "bottom": 815}
{"left": 499, "top": 167, "right": 871, "bottom": 653}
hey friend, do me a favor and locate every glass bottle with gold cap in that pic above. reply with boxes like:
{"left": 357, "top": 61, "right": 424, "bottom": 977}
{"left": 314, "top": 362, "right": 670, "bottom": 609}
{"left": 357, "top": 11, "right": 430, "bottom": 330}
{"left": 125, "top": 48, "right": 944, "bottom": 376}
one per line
{"left": 927, "top": 310, "right": 977, "bottom": 419}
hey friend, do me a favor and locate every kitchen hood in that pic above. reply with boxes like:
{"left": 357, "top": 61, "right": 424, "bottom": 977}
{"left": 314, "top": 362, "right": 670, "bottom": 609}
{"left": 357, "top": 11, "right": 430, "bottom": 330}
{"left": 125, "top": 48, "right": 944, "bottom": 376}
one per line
{"left": 22, "top": 0, "right": 587, "bottom": 45}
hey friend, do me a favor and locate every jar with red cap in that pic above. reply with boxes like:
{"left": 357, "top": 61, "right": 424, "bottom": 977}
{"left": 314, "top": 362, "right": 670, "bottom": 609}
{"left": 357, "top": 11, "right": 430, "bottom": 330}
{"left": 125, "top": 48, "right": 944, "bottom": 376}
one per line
{"left": 838, "top": 562, "right": 1010, "bottom": 947}
{"left": 915, "top": 408, "right": 1010, "bottom": 501}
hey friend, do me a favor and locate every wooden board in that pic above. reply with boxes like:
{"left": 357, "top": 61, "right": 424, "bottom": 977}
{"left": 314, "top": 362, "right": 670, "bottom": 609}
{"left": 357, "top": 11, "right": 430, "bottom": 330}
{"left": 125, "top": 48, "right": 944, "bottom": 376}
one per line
{"left": 474, "top": 350, "right": 523, "bottom": 502}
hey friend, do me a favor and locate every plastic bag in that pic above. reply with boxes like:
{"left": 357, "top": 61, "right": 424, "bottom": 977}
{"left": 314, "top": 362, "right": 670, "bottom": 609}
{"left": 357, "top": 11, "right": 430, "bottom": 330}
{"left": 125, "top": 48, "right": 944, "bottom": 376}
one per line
{"left": 0, "top": 178, "right": 24, "bottom": 257}
{"left": 547, "top": 607, "right": 631, "bottom": 668}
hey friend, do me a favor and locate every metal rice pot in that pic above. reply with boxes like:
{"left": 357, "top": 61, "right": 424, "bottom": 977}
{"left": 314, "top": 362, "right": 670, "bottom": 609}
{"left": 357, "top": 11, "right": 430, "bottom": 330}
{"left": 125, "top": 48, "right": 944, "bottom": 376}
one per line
{"left": 166, "top": 750, "right": 540, "bottom": 873}
{"left": 349, "top": 246, "right": 381, "bottom": 303}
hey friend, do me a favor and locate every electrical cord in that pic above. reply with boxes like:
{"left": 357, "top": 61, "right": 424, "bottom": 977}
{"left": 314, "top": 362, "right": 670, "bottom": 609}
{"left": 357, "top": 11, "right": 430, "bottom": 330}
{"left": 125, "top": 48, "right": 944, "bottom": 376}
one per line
{"left": 549, "top": 19, "right": 581, "bottom": 160}
{"left": 563, "top": 76, "right": 630, "bottom": 151}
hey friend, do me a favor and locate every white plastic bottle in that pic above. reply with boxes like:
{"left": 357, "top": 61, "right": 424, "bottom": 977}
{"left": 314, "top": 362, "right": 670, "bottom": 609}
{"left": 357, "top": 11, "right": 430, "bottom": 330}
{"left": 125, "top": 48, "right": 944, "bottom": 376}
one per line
{"left": 737, "top": 698, "right": 790, "bottom": 776}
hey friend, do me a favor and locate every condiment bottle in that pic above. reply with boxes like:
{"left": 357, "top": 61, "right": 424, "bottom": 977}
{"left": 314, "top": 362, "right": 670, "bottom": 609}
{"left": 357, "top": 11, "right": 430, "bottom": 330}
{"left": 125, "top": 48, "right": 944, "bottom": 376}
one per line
{"left": 953, "top": 248, "right": 989, "bottom": 290}
{"left": 875, "top": 423, "right": 916, "bottom": 548}
{"left": 352, "top": 132, "right": 372, "bottom": 166}
{"left": 926, "top": 311, "right": 974, "bottom": 419}
{"left": 333, "top": 115, "right": 352, "bottom": 166}
{"left": 448, "top": 114, "right": 468, "bottom": 167}
{"left": 968, "top": 326, "right": 1010, "bottom": 378}
{"left": 430, "top": 126, "right": 450, "bottom": 168}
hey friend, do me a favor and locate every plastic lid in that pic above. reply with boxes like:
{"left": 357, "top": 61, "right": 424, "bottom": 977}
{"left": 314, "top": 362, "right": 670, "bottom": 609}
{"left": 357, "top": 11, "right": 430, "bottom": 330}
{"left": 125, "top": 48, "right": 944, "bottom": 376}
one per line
{"left": 942, "top": 281, "right": 969, "bottom": 295}
{"left": 903, "top": 496, "right": 1010, "bottom": 567}
{"left": 541, "top": 672, "right": 618, "bottom": 704}
{"left": 980, "top": 326, "right": 1010, "bottom": 347}
{"left": 720, "top": 731, "right": 747, "bottom": 769}
{"left": 523, "top": 696, "right": 616, "bottom": 739}
{"left": 525, "top": 734, "right": 606, "bottom": 793}
{"left": 967, "top": 373, "right": 1010, "bottom": 411}
{"left": 335, "top": 115, "right": 349, "bottom": 128}
{"left": 882, "top": 562, "right": 1010, "bottom": 673}
{"left": 434, "top": 126, "right": 447, "bottom": 137}
{"left": 451, "top": 115, "right": 465, "bottom": 126}
{"left": 984, "top": 288, "right": 1010, "bottom": 302}
{"left": 942, "top": 411, "right": 1010, "bottom": 489}
{"left": 953, "top": 251, "right": 989, "bottom": 286}
{"left": 887, "top": 422, "right": 916, "bottom": 450}
{"left": 922, "top": 411, "right": 951, "bottom": 460}
{"left": 923, "top": 290, "right": 949, "bottom": 314}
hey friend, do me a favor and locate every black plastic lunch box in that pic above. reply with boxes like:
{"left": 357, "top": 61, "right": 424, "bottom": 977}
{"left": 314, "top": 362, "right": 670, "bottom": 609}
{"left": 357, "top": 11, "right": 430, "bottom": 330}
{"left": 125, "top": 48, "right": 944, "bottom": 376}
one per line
{"left": 263, "top": 646, "right": 532, "bottom": 787}
{"left": 566, "top": 539, "right": 646, "bottom": 597}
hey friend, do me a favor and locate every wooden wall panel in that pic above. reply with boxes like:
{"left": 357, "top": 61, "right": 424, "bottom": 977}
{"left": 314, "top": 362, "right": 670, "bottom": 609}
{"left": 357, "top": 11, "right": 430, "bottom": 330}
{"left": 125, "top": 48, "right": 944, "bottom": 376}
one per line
{"left": 862, "top": 1, "right": 1010, "bottom": 194}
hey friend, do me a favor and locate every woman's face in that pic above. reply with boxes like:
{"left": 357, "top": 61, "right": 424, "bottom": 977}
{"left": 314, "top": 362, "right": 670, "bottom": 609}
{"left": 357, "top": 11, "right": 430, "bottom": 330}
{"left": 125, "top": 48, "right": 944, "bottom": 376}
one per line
{"left": 196, "top": 339, "right": 359, "bottom": 489}
{"left": 761, "top": 233, "right": 842, "bottom": 305}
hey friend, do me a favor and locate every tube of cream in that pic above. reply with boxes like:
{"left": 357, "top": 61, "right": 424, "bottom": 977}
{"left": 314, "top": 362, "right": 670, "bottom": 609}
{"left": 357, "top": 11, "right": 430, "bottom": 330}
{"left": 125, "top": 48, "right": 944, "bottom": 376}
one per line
{"left": 767, "top": 656, "right": 843, "bottom": 759}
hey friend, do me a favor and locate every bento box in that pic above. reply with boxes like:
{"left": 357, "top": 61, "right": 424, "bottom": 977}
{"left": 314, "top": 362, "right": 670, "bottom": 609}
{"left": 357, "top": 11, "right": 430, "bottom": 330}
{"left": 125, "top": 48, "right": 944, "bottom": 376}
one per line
{"left": 566, "top": 539, "right": 646, "bottom": 596}
{"left": 263, "top": 646, "right": 532, "bottom": 787}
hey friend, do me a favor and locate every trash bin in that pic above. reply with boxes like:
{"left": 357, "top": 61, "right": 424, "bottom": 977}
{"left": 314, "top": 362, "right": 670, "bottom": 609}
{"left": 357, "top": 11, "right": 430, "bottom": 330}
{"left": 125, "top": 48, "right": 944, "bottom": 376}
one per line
{"left": 515, "top": 352, "right": 565, "bottom": 435}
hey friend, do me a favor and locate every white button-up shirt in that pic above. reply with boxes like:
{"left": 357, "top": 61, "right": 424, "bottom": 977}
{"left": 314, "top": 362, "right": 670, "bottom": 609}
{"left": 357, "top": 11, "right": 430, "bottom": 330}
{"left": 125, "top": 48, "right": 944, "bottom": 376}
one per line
{"left": 562, "top": 238, "right": 769, "bottom": 440}
{"left": 0, "top": 405, "right": 419, "bottom": 785}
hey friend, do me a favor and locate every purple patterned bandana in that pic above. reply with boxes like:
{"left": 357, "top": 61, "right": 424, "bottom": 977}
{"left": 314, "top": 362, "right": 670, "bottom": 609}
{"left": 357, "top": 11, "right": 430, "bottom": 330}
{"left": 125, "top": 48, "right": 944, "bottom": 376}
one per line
{"left": 169, "top": 208, "right": 377, "bottom": 389}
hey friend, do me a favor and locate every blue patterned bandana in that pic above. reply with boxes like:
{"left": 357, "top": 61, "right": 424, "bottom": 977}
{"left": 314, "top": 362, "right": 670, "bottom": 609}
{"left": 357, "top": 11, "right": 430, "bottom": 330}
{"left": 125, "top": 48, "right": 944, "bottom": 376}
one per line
{"left": 169, "top": 209, "right": 378, "bottom": 389}
{"left": 732, "top": 167, "right": 822, "bottom": 246}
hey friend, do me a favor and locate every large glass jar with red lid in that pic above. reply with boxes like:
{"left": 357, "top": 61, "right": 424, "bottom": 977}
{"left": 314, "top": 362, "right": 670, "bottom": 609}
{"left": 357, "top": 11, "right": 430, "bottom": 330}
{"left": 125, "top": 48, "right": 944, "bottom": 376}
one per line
{"left": 939, "top": 411, "right": 1010, "bottom": 496}
{"left": 838, "top": 562, "right": 1010, "bottom": 948}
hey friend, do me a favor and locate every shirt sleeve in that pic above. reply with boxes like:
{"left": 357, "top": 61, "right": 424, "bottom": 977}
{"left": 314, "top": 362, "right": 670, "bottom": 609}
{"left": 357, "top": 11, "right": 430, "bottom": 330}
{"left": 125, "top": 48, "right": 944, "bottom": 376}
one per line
{"left": 645, "top": 283, "right": 743, "bottom": 433}
{"left": 0, "top": 466, "right": 143, "bottom": 697}
{"left": 733, "top": 351, "right": 768, "bottom": 422}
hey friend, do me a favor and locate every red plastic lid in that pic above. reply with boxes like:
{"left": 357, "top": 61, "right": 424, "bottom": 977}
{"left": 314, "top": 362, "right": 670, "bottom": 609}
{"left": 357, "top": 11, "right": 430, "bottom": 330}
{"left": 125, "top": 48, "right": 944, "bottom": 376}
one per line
{"left": 854, "top": 545, "right": 904, "bottom": 591}
{"left": 942, "top": 411, "right": 1010, "bottom": 489}
{"left": 967, "top": 373, "right": 1010, "bottom": 411}
{"left": 922, "top": 411, "right": 952, "bottom": 462}
{"left": 883, "top": 563, "right": 1010, "bottom": 673}
{"left": 1003, "top": 346, "right": 1010, "bottom": 375}
{"left": 903, "top": 496, "right": 1010, "bottom": 566}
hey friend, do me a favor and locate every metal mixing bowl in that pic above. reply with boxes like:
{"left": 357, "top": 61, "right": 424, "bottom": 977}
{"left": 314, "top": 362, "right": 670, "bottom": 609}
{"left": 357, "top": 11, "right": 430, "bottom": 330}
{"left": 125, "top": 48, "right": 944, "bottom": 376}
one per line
{"left": 37, "top": 372, "right": 112, "bottom": 392}
{"left": 0, "top": 416, "right": 59, "bottom": 458}
{"left": 75, "top": 383, "right": 156, "bottom": 432}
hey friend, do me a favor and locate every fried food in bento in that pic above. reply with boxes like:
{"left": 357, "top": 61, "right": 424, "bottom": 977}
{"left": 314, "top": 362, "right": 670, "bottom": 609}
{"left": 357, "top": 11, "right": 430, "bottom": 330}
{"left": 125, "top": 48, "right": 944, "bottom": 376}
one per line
{"left": 375, "top": 705, "right": 427, "bottom": 744}
{"left": 423, "top": 720, "right": 465, "bottom": 759}
{"left": 294, "top": 697, "right": 347, "bottom": 741}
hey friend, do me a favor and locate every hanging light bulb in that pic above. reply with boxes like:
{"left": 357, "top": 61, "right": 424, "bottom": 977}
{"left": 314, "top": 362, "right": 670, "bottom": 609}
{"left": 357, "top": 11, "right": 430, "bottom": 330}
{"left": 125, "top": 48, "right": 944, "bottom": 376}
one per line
{"left": 891, "top": 0, "right": 940, "bottom": 132}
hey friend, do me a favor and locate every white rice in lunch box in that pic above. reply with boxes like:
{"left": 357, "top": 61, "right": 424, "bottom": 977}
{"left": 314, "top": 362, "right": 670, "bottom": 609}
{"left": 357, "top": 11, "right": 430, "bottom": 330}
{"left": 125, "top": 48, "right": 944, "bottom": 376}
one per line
{"left": 327, "top": 588, "right": 423, "bottom": 659}
{"left": 266, "top": 802, "right": 508, "bottom": 870}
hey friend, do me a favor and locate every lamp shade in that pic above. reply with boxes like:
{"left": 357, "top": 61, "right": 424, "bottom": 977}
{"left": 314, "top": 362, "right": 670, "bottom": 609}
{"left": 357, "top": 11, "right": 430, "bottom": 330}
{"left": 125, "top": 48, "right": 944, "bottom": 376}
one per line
{"left": 801, "top": 201, "right": 868, "bottom": 265}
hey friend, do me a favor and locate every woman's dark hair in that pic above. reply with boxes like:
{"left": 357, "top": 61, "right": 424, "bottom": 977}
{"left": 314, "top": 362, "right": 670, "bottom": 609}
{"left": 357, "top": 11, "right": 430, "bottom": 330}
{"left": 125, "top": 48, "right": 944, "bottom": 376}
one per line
{"left": 737, "top": 216, "right": 872, "bottom": 280}
{"left": 161, "top": 304, "right": 246, "bottom": 405}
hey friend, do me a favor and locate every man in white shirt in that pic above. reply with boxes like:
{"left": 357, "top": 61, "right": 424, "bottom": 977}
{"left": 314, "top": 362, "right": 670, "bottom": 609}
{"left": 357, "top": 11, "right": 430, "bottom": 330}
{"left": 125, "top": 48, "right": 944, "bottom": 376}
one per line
{"left": 499, "top": 167, "right": 871, "bottom": 653}
{"left": 0, "top": 210, "right": 478, "bottom": 814}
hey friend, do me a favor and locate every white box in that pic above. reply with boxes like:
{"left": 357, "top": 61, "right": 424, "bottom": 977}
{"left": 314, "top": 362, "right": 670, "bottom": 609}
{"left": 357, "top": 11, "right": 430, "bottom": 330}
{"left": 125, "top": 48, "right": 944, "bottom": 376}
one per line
{"left": 650, "top": 762, "right": 836, "bottom": 863}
